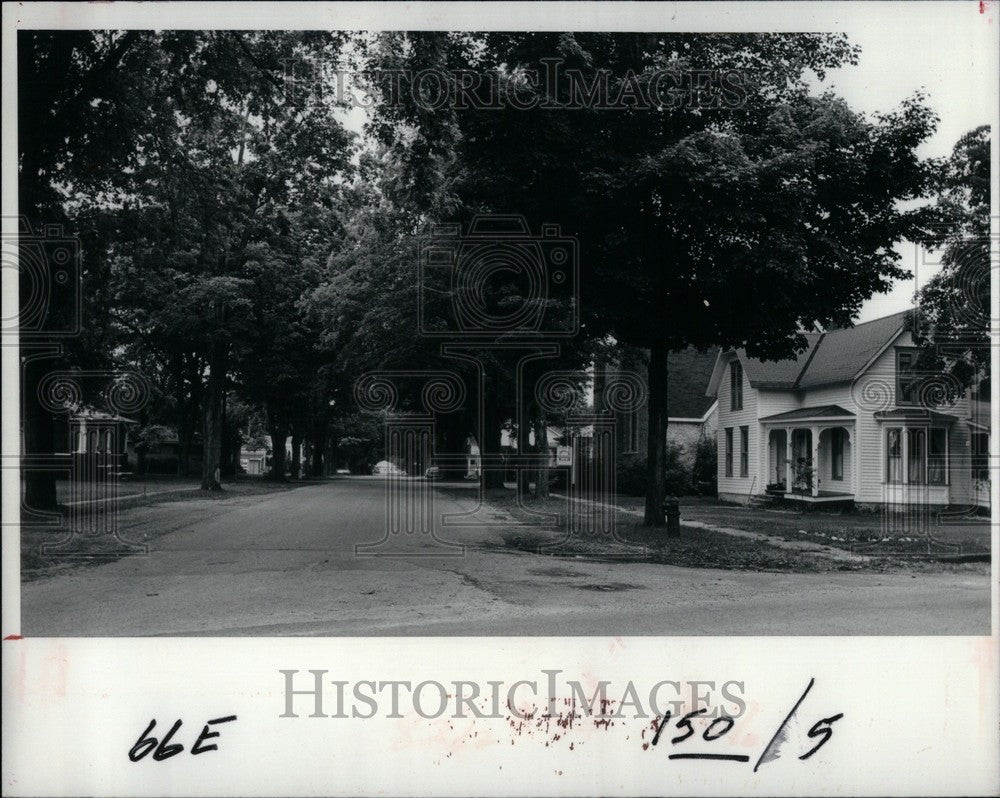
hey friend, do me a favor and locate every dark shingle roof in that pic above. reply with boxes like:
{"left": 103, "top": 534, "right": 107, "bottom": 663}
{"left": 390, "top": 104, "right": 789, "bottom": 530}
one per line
{"left": 737, "top": 311, "right": 911, "bottom": 391}
{"left": 738, "top": 334, "right": 822, "bottom": 389}
{"left": 759, "top": 405, "right": 855, "bottom": 422}
{"left": 667, "top": 347, "right": 720, "bottom": 418}
{"left": 796, "top": 311, "right": 911, "bottom": 389}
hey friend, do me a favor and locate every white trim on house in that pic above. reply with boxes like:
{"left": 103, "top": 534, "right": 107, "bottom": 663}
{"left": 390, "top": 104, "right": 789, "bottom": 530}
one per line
{"left": 668, "top": 399, "right": 719, "bottom": 425}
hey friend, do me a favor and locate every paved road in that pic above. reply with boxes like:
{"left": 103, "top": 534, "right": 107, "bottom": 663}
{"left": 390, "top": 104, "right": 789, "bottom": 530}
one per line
{"left": 21, "top": 478, "right": 990, "bottom": 635}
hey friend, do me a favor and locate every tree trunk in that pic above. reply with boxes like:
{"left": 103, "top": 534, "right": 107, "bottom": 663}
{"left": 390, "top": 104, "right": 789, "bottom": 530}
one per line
{"left": 220, "top": 388, "right": 232, "bottom": 477}
{"left": 200, "top": 340, "right": 226, "bottom": 491}
{"left": 439, "top": 413, "right": 468, "bottom": 480}
{"left": 177, "top": 354, "right": 201, "bottom": 477}
{"left": 534, "top": 414, "right": 550, "bottom": 498}
{"left": 22, "top": 353, "right": 59, "bottom": 511}
{"left": 268, "top": 424, "right": 288, "bottom": 481}
{"left": 481, "top": 398, "right": 505, "bottom": 491}
{"left": 643, "top": 344, "right": 668, "bottom": 526}
{"left": 290, "top": 434, "right": 302, "bottom": 480}
{"left": 517, "top": 416, "right": 531, "bottom": 495}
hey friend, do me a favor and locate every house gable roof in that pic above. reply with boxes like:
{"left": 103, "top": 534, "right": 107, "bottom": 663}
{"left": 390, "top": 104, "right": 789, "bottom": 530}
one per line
{"left": 667, "top": 347, "right": 721, "bottom": 419}
{"left": 706, "top": 310, "right": 912, "bottom": 396}
{"left": 795, "top": 311, "right": 910, "bottom": 389}
{"left": 737, "top": 334, "right": 823, "bottom": 390}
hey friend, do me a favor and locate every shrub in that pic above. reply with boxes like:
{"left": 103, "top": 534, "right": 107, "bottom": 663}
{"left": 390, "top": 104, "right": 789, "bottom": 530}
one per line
{"left": 616, "top": 452, "right": 647, "bottom": 497}
{"left": 691, "top": 436, "right": 718, "bottom": 496}
{"left": 663, "top": 443, "right": 692, "bottom": 496}
{"left": 616, "top": 444, "right": 692, "bottom": 497}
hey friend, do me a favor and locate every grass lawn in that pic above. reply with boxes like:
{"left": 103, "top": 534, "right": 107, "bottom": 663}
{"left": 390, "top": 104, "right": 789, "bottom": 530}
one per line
{"left": 608, "top": 495, "right": 992, "bottom": 558}
{"left": 442, "top": 488, "right": 990, "bottom": 574}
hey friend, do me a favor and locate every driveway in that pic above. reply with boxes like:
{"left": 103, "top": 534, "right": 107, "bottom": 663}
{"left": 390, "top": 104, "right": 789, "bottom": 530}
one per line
{"left": 20, "top": 478, "right": 991, "bottom": 636}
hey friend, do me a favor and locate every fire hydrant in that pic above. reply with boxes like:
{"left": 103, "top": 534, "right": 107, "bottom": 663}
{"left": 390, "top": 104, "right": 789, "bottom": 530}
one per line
{"left": 663, "top": 497, "right": 680, "bottom": 538}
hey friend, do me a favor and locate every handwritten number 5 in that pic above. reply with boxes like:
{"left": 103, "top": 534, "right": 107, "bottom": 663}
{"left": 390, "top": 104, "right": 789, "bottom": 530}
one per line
{"left": 799, "top": 713, "right": 845, "bottom": 760}
{"left": 671, "top": 708, "right": 709, "bottom": 744}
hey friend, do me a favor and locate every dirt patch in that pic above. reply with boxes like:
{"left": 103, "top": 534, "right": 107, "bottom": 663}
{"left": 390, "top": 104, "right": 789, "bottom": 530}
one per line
{"left": 527, "top": 567, "right": 587, "bottom": 578}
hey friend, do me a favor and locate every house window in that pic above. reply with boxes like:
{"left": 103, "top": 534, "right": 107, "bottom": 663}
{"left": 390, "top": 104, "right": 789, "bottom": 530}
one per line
{"left": 724, "top": 428, "right": 733, "bottom": 477}
{"left": 886, "top": 427, "right": 902, "bottom": 483}
{"left": 886, "top": 426, "right": 949, "bottom": 485}
{"left": 928, "top": 428, "right": 947, "bottom": 485}
{"left": 739, "top": 426, "right": 749, "bottom": 477}
{"left": 831, "top": 428, "right": 844, "bottom": 480}
{"left": 896, "top": 349, "right": 920, "bottom": 406}
{"left": 907, "top": 428, "right": 926, "bottom": 484}
{"left": 730, "top": 361, "right": 743, "bottom": 411}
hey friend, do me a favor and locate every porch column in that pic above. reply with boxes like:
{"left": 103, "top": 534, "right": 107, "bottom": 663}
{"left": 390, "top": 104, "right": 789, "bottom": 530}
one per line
{"left": 851, "top": 426, "right": 859, "bottom": 498}
{"left": 785, "top": 427, "right": 794, "bottom": 494}
{"left": 901, "top": 425, "right": 909, "bottom": 486}
{"left": 810, "top": 425, "right": 820, "bottom": 497}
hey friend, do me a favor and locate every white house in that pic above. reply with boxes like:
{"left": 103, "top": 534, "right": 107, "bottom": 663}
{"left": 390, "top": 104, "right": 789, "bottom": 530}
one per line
{"left": 706, "top": 310, "right": 990, "bottom": 509}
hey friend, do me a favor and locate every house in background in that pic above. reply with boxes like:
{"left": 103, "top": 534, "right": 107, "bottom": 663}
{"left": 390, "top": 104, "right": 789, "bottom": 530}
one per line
{"left": 599, "top": 346, "right": 720, "bottom": 465}
{"left": 63, "top": 407, "right": 136, "bottom": 476}
{"left": 706, "top": 310, "right": 990, "bottom": 509}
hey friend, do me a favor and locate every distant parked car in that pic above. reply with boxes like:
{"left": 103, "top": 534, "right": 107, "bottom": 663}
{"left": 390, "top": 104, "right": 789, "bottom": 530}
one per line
{"left": 424, "top": 466, "right": 441, "bottom": 480}
{"left": 372, "top": 460, "right": 405, "bottom": 476}
{"left": 335, "top": 467, "right": 351, "bottom": 475}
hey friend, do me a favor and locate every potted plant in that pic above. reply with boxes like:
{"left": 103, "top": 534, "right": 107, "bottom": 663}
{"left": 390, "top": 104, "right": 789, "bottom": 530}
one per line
{"left": 793, "top": 457, "right": 816, "bottom": 494}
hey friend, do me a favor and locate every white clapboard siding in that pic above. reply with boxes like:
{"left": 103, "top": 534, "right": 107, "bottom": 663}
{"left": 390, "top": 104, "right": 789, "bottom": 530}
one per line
{"left": 716, "top": 354, "right": 759, "bottom": 496}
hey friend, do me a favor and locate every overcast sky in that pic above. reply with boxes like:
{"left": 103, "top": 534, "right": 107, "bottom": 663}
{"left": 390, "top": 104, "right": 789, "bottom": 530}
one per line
{"left": 813, "top": 6, "right": 995, "bottom": 321}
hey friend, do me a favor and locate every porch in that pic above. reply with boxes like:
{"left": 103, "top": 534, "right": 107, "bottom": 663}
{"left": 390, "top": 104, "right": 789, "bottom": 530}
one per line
{"left": 759, "top": 405, "right": 856, "bottom": 502}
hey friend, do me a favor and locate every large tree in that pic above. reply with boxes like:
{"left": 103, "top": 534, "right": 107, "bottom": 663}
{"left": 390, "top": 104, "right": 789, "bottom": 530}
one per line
{"left": 911, "top": 125, "right": 991, "bottom": 395}
{"left": 62, "top": 32, "right": 354, "bottom": 490}
{"left": 363, "top": 32, "right": 938, "bottom": 523}
{"left": 18, "top": 31, "right": 171, "bottom": 508}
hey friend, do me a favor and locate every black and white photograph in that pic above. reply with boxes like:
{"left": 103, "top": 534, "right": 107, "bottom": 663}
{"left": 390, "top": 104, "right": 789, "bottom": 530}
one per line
{"left": 2, "top": 1, "right": 997, "bottom": 795}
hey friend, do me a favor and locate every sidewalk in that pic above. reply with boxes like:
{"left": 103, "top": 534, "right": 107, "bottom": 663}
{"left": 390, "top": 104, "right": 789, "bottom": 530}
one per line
{"left": 551, "top": 492, "right": 871, "bottom": 564}
{"left": 63, "top": 485, "right": 197, "bottom": 507}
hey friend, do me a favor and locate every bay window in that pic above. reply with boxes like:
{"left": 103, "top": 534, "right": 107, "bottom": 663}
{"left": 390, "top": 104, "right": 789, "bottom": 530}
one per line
{"left": 907, "top": 428, "right": 926, "bottom": 484}
{"left": 885, "top": 426, "right": 948, "bottom": 485}
{"left": 886, "top": 428, "right": 902, "bottom": 482}
{"left": 928, "top": 428, "right": 947, "bottom": 485}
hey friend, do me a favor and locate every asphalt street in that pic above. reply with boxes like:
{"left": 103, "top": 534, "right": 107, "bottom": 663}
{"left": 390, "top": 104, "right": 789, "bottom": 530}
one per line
{"left": 21, "top": 478, "right": 991, "bottom": 635}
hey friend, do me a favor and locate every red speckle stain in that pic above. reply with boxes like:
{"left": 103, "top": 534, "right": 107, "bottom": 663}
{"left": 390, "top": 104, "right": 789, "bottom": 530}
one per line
{"left": 979, "top": 1, "right": 987, "bottom": 12}
{"left": 4, "top": 635, "right": 23, "bottom": 641}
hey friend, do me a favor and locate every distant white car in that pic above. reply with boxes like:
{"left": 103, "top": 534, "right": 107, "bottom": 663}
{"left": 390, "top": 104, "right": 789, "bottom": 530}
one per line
{"left": 424, "top": 466, "right": 441, "bottom": 480}
{"left": 335, "top": 467, "right": 351, "bottom": 475}
{"left": 371, "top": 460, "right": 405, "bottom": 476}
